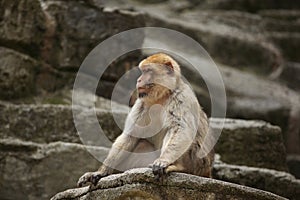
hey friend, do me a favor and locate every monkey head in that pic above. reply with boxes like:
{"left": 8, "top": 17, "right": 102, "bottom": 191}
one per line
{"left": 136, "top": 53, "right": 181, "bottom": 103}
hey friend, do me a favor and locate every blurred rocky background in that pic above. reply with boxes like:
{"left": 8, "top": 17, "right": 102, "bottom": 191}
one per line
{"left": 0, "top": 0, "right": 299, "bottom": 199}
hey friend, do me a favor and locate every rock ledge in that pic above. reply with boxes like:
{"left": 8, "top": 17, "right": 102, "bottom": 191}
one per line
{"left": 51, "top": 168, "right": 286, "bottom": 200}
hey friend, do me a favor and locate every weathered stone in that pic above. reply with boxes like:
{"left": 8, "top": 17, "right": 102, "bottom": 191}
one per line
{"left": 143, "top": 11, "right": 282, "bottom": 75}
{"left": 0, "top": 139, "right": 109, "bottom": 200}
{"left": 0, "top": 101, "right": 289, "bottom": 171}
{"left": 0, "top": 47, "right": 38, "bottom": 100}
{"left": 41, "top": 1, "right": 144, "bottom": 69}
{"left": 0, "top": 102, "right": 127, "bottom": 145}
{"left": 195, "top": 0, "right": 300, "bottom": 12}
{"left": 219, "top": 64, "right": 300, "bottom": 155}
{"left": 211, "top": 118, "right": 288, "bottom": 171}
{"left": 227, "top": 97, "right": 290, "bottom": 138}
{"left": 214, "top": 163, "right": 300, "bottom": 200}
{"left": 287, "top": 154, "right": 300, "bottom": 179}
{"left": 35, "top": 63, "right": 76, "bottom": 93}
{"left": 259, "top": 10, "right": 300, "bottom": 21}
{"left": 51, "top": 168, "right": 286, "bottom": 200}
{"left": 0, "top": 0, "right": 46, "bottom": 57}
{"left": 261, "top": 19, "right": 300, "bottom": 33}
{"left": 266, "top": 32, "right": 300, "bottom": 62}
{"left": 279, "top": 62, "right": 300, "bottom": 91}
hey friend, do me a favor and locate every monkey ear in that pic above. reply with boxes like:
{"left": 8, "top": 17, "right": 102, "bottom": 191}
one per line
{"left": 165, "top": 61, "right": 174, "bottom": 73}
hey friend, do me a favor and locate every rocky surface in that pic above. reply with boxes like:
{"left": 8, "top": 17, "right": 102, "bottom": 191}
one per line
{"left": 214, "top": 163, "right": 300, "bottom": 200}
{"left": 0, "top": 47, "right": 38, "bottom": 99}
{"left": 287, "top": 154, "right": 300, "bottom": 179}
{"left": 211, "top": 118, "right": 287, "bottom": 171}
{"left": 0, "top": 139, "right": 109, "bottom": 200}
{"left": 0, "top": 97, "right": 295, "bottom": 199}
{"left": 0, "top": 100, "right": 287, "bottom": 170}
{"left": 0, "top": 0, "right": 145, "bottom": 97}
{"left": 51, "top": 168, "right": 286, "bottom": 200}
{"left": 0, "top": 99, "right": 127, "bottom": 145}
{"left": 1, "top": 0, "right": 300, "bottom": 199}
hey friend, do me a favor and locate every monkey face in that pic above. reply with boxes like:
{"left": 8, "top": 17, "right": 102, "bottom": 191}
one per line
{"left": 136, "top": 63, "right": 176, "bottom": 99}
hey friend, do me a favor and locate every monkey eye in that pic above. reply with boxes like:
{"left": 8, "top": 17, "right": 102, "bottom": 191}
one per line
{"left": 142, "top": 68, "right": 153, "bottom": 74}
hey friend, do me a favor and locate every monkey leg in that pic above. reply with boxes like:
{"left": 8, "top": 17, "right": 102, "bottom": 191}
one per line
{"left": 165, "top": 162, "right": 185, "bottom": 173}
{"left": 116, "top": 139, "right": 158, "bottom": 171}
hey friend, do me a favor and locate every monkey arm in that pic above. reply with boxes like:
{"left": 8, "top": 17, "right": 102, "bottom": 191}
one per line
{"left": 158, "top": 125, "right": 195, "bottom": 165}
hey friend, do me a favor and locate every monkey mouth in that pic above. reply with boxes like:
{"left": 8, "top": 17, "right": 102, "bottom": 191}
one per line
{"left": 138, "top": 92, "right": 148, "bottom": 98}
{"left": 138, "top": 86, "right": 151, "bottom": 98}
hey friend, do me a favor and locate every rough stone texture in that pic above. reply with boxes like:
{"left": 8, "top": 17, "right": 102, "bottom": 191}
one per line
{"left": 287, "top": 154, "right": 300, "bottom": 179}
{"left": 0, "top": 101, "right": 288, "bottom": 171}
{"left": 0, "top": 102, "right": 127, "bottom": 146}
{"left": 41, "top": 1, "right": 144, "bottom": 70}
{"left": 0, "top": 47, "right": 38, "bottom": 99}
{"left": 259, "top": 9, "right": 300, "bottom": 21}
{"left": 0, "top": 0, "right": 46, "bottom": 57}
{"left": 195, "top": 0, "right": 300, "bottom": 12}
{"left": 227, "top": 97, "right": 290, "bottom": 139}
{"left": 279, "top": 62, "right": 300, "bottom": 91}
{"left": 0, "top": 0, "right": 145, "bottom": 97}
{"left": 144, "top": 10, "right": 281, "bottom": 74}
{"left": 267, "top": 32, "right": 300, "bottom": 62}
{"left": 211, "top": 118, "right": 288, "bottom": 171}
{"left": 51, "top": 168, "right": 286, "bottom": 200}
{"left": 0, "top": 139, "right": 109, "bottom": 200}
{"left": 214, "top": 163, "right": 300, "bottom": 200}
{"left": 218, "top": 64, "right": 300, "bottom": 155}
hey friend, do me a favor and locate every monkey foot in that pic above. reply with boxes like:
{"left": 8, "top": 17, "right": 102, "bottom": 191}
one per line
{"left": 150, "top": 159, "right": 169, "bottom": 181}
{"left": 77, "top": 171, "right": 106, "bottom": 187}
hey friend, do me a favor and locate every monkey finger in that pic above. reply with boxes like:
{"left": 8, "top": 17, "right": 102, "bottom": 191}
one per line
{"left": 77, "top": 172, "right": 92, "bottom": 187}
{"left": 91, "top": 174, "right": 102, "bottom": 186}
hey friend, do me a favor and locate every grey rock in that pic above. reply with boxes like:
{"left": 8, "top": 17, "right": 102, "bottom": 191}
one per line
{"left": 0, "top": 139, "right": 109, "bottom": 200}
{"left": 0, "top": 0, "right": 46, "bottom": 57}
{"left": 211, "top": 118, "right": 288, "bottom": 171}
{"left": 195, "top": 0, "right": 300, "bottom": 12}
{"left": 143, "top": 10, "right": 281, "bottom": 74}
{"left": 219, "top": 64, "right": 300, "bottom": 155}
{"left": 51, "top": 168, "right": 286, "bottom": 200}
{"left": 0, "top": 103, "right": 127, "bottom": 145}
{"left": 0, "top": 47, "right": 38, "bottom": 100}
{"left": 0, "top": 101, "right": 289, "bottom": 171}
{"left": 287, "top": 154, "right": 300, "bottom": 179}
{"left": 259, "top": 9, "right": 300, "bottom": 21}
{"left": 214, "top": 163, "right": 300, "bottom": 200}
{"left": 279, "top": 62, "right": 300, "bottom": 91}
{"left": 227, "top": 97, "right": 290, "bottom": 139}
{"left": 41, "top": 1, "right": 145, "bottom": 70}
{"left": 266, "top": 32, "right": 300, "bottom": 62}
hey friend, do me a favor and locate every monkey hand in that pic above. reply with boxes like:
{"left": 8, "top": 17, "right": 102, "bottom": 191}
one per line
{"left": 150, "top": 159, "right": 170, "bottom": 181}
{"left": 77, "top": 171, "right": 107, "bottom": 187}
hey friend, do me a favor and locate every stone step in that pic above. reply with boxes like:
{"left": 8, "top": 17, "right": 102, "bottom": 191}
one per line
{"left": 0, "top": 102, "right": 288, "bottom": 170}
{"left": 0, "top": 0, "right": 145, "bottom": 69}
{"left": 143, "top": 11, "right": 281, "bottom": 75}
{"left": 0, "top": 138, "right": 295, "bottom": 200}
{"left": 266, "top": 32, "right": 300, "bottom": 62}
{"left": 0, "top": 139, "right": 109, "bottom": 200}
{"left": 214, "top": 162, "right": 300, "bottom": 200}
{"left": 211, "top": 118, "right": 287, "bottom": 172}
{"left": 0, "top": 103, "right": 126, "bottom": 147}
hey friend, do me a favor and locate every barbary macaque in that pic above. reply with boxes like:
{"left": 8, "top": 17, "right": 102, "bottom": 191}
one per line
{"left": 77, "top": 53, "right": 214, "bottom": 187}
